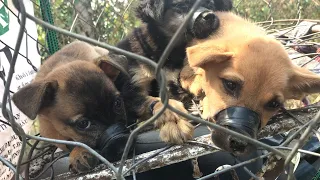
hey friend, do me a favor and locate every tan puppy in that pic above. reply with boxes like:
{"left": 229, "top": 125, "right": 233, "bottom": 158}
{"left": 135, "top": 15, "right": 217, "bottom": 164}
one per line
{"left": 186, "top": 11, "right": 320, "bottom": 155}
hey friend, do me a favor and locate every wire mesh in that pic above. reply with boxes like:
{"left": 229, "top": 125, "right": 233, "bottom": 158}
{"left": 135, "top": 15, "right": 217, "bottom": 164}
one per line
{"left": 0, "top": 0, "right": 319, "bottom": 180}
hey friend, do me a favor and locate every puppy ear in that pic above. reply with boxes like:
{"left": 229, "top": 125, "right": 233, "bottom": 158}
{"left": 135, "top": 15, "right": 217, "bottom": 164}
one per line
{"left": 286, "top": 66, "right": 320, "bottom": 100}
{"left": 186, "top": 44, "right": 233, "bottom": 68}
{"left": 12, "top": 80, "right": 58, "bottom": 120}
{"left": 94, "top": 54, "right": 129, "bottom": 81}
{"left": 136, "top": 0, "right": 165, "bottom": 22}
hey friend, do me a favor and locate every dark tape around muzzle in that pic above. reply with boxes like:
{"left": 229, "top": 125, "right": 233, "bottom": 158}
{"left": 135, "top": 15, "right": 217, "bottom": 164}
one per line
{"left": 96, "top": 123, "right": 133, "bottom": 162}
{"left": 188, "top": 7, "right": 211, "bottom": 30}
{"left": 215, "top": 107, "right": 261, "bottom": 138}
{"left": 188, "top": 7, "right": 219, "bottom": 39}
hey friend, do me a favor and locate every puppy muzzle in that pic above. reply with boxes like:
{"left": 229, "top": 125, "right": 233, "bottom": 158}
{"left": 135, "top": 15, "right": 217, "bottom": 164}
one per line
{"left": 188, "top": 7, "right": 219, "bottom": 39}
{"left": 96, "top": 123, "right": 133, "bottom": 162}
{"left": 215, "top": 106, "right": 261, "bottom": 139}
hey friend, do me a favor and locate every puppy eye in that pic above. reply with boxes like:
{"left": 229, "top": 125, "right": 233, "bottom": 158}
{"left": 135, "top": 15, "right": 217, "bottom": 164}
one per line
{"left": 265, "top": 100, "right": 282, "bottom": 110}
{"left": 222, "top": 78, "right": 238, "bottom": 95}
{"left": 76, "top": 119, "right": 91, "bottom": 130}
{"left": 113, "top": 97, "right": 123, "bottom": 114}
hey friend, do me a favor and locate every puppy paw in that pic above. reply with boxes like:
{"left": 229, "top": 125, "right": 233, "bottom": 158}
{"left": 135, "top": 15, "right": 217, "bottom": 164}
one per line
{"left": 69, "top": 147, "right": 99, "bottom": 174}
{"left": 159, "top": 119, "right": 194, "bottom": 144}
{"left": 153, "top": 99, "right": 194, "bottom": 144}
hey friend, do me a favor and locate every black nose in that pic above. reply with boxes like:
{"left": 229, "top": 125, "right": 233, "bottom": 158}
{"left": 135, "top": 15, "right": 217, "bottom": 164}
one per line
{"left": 229, "top": 136, "right": 248, "bottom": 153}
{"left": 192, "top": 11, "right": 219, "bottom": 39}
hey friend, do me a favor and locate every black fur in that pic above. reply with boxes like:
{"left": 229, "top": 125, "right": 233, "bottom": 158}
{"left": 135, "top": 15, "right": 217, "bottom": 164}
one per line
{"left": 114, "top": 71, "right": 147, "bottom": 125}
{"left": 116, "top": 0, "right": 233, "bottom": 108}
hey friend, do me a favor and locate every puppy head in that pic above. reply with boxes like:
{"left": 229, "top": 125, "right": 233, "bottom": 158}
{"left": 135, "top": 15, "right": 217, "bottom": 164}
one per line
{"left": 186, "top": 14, "right": 320, "bottom": 156}
{"left": 12, "top": 54, "right": 128, "bottom": 150}
{"left": 136, "top": 0, "right": 233, "bottom": 39}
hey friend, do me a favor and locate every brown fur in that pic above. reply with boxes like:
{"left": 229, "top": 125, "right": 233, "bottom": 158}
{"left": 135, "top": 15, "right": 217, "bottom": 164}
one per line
{"left": 130, "top": 94, "right": 194, "bottom": 144}
{"left": 180, "top": 65, "right": 204, "bottom": 97}
{"left": 12, "top": 41, "right": 130, "bottom": 173}
{"left": 69, "top": 146, "right": 99, "bottom": 173}
{"left": 185, "top": 12, "right": 320, "bottom": 153}
{"left": 152, "top": 98, "right": 194, "bottom": 144}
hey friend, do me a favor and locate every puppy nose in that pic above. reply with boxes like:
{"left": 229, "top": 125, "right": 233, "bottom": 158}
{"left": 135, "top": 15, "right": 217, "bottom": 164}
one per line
{"left": 229, "top": 136, "right": 248, "bottom": 153}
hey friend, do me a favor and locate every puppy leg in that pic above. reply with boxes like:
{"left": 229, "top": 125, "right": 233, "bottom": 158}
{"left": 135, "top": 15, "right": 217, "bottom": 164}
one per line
{"left": 69, "top": 146, "right": 99, "bottom": 174}
{"left": 150, "top": 97, "right": 194, "bottom": 144}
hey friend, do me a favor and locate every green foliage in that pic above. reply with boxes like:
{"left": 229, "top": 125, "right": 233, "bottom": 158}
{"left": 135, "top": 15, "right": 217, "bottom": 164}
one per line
{"left": 33, "top": 0, "right": 319, "bottom": 59}
{"left": 233, "top": 0, "right": 320, "bottom": 22}
{"left": 35, "top": 0, "right": 140, "bottom": 53}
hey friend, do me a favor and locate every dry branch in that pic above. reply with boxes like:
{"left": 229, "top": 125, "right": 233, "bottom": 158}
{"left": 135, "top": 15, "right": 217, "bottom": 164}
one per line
{"left": 30, "top": 105, "right": 319, "bottom": 180}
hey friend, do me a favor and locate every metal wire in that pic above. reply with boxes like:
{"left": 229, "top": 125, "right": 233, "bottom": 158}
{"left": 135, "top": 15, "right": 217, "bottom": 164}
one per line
{"left": 0, "top": 0, "right": 319, "bottom": 180}
{"left": 122, "top": 145, "right": 173, "bottom": 176}
{"left": 197, "top": 153, "right": 271, "bottom": 180}
{"left": 1, "top": 1, "right": 28, "bottom": 179}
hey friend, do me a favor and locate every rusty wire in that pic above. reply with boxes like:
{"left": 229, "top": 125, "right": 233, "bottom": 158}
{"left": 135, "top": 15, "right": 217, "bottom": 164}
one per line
{"left": 0, "top": 0, "right": 320, "bottom": 180}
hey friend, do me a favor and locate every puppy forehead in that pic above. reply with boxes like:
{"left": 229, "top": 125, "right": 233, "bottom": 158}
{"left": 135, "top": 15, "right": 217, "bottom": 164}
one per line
{"left": 49, "top": 61, "right": 118, "bottom": 117}
{"left": 50, "top": 61, "right": 118, "bottom": 92}
{"left": 63, "top": 67, "right": 119, "bottom": 102}
{"left": 229, "top": 38, "right": 291, "bottom": 95}
{"left": 47, "top": 61, "right": 102, "bottom": 81}
{"left": 54, "top": 79, "right": 117, "bottom": 121}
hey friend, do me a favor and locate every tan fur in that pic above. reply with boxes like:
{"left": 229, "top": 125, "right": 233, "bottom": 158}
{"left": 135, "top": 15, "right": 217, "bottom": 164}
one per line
{"left": 12, "top": 41, "right": 128, "bottom": 173}
{"left": 34, "top": 41, "right": 109, "bottom": 81}
{"left": 130, "top": 65, "right": 154, "bottom": 94}
{"left": 152, "top": 98, "right": 194, "bottom": 144}
{"left": 186, "top": 11, "right": 320, "bottom": 128}
{"left": 69, "top": 146, "right": 98, "bottom": 173}
{"left": 129, "top": 63, "right": 194, "bottom": 144}
{"left": 133, "top": 94, "right": 193, "bottom": 145}
{"left": 180, "top": 66, "right": 204, "bottom": 97}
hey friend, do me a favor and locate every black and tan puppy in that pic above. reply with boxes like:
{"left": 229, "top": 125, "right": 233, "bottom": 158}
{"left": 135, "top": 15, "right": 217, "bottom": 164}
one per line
{"left": 116, "top": 0, "right": 233, "bottom": 145}
{"left": 11, "top": 41, "right": 143, "bottom": 173}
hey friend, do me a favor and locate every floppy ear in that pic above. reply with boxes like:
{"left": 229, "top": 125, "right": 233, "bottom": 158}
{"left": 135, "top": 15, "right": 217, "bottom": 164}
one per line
{"left": 93, "top": 54, "right": 129, "bottom": 81}
{"left": 186, "top": 44, "right": 234, "bottom": 68}
{"left": 12, "top": 80, "right": 58, "bottom": 120}
{"left": 286, "top": 66, "right": 320, "bottom": 100}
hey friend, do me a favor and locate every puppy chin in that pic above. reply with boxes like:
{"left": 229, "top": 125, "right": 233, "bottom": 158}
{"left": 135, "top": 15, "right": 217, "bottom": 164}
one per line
{"left": 211, "top": 129, "right": 256, "bottom": 157}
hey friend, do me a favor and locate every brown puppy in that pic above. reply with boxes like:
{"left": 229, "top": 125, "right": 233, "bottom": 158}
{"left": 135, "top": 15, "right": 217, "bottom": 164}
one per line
{"left": 11, "top": 41, "right": 130, "bottom": 173}
{"left": 185, "top": 12, "right": 320, "bottom": 155}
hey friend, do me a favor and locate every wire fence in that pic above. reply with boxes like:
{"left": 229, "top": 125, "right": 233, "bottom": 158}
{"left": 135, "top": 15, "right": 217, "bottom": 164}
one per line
{"left": 0, "top": 0, "right": 320, "bottom": 180}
